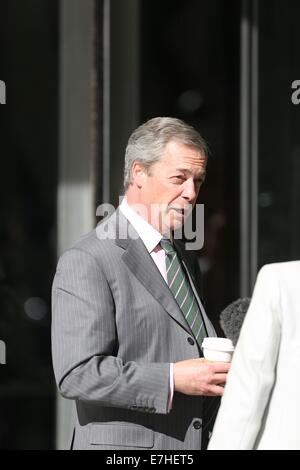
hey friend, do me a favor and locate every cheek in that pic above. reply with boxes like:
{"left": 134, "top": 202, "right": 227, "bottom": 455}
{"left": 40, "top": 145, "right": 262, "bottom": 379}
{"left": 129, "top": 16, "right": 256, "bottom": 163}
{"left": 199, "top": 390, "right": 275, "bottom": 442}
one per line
{"left": 151, "top": 182, "right": 169, "bottom": 200}
{"left": 169, "top": 185, "right": 184, "bottom": 200}
{"left": 146, "top": 178, "right": 180, "bottom": 204}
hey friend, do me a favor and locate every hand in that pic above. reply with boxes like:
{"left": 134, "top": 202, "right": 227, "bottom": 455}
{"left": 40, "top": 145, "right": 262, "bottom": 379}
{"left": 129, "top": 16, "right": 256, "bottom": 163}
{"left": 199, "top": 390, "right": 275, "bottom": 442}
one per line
{"left": 173, "top": 358, "right": 230, "bottom": 396}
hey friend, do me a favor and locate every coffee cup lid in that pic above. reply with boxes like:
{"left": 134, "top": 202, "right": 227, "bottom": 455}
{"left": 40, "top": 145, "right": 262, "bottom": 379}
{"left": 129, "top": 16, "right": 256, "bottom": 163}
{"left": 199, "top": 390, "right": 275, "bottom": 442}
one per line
{"left": 202, "top": 337, "right": 234, "bottom": 352}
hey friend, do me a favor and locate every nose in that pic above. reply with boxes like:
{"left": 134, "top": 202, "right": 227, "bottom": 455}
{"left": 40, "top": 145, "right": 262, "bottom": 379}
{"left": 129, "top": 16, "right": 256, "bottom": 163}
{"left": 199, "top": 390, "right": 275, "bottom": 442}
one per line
{"left": 182, "top": 178, "right": 197, "bottom": 202}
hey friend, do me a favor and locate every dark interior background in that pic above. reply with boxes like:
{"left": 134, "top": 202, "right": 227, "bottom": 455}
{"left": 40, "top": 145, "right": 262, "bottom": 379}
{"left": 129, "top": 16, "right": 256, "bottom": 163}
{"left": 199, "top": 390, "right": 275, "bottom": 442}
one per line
{"left": 0, "top": 0, "right": 58, "bottom": 450}
{"left": 258, "top": 0, "right": 300, "bottom": 267}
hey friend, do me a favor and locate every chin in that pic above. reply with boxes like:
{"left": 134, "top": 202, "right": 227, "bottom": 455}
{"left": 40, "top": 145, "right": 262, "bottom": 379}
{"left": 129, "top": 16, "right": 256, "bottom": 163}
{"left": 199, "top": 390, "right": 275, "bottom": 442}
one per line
{"left": 166, "top": 218, "right": 184, "bottom": 234}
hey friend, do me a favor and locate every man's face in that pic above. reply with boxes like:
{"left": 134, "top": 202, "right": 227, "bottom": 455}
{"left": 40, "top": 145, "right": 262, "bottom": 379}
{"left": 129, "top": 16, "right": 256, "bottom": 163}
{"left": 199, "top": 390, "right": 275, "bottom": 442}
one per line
{"left": 138, "top": 140, "right": 207, "bottom": 234}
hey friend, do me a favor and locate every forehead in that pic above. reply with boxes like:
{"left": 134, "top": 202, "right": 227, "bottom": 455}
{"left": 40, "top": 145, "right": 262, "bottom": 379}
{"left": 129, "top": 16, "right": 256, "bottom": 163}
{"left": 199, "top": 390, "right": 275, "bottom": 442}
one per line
{"left": 160, "top": 140, "right": 206, "bottom": 172}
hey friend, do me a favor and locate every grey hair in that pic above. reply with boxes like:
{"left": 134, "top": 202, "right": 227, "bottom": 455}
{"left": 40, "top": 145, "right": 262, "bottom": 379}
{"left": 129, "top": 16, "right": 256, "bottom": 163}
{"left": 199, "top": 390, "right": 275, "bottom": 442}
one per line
{"left": 123, "top": 117, "right": 209, "bottom": 191}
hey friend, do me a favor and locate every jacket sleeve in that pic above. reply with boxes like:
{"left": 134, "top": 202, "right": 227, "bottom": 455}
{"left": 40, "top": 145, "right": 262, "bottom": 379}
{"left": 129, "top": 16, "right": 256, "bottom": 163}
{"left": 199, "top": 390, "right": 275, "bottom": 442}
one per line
{"left": 208, "top": 264, "right": 281, "bottom": 449}
{"left": 51, "top": 247, "right": 170, "bottom": 415}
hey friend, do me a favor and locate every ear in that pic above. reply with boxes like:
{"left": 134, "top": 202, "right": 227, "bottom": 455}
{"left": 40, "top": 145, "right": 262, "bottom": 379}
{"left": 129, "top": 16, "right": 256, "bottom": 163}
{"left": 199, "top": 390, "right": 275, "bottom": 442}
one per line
{"left": 131, "top": 161, "right": 147, "bottom": 188}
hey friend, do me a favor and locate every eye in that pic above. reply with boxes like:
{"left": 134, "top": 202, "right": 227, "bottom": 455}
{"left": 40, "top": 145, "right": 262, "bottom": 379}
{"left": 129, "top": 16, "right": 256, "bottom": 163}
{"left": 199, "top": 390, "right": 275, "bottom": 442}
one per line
{"left": 172, "top": 176, "right": 185, "bottom": 184}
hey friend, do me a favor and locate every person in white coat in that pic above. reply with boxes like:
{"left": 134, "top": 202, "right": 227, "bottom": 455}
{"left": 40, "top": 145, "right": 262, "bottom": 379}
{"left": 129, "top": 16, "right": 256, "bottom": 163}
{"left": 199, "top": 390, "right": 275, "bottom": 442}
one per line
{"left": 208, "top": 261, "right": 300, "bottom": 450}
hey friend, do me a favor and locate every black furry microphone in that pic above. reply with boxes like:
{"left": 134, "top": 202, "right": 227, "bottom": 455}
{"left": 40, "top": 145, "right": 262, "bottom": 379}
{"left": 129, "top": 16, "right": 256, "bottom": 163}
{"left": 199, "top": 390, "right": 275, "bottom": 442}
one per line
{"left": 219, "top": 297, "right": 251, "bottom": 346}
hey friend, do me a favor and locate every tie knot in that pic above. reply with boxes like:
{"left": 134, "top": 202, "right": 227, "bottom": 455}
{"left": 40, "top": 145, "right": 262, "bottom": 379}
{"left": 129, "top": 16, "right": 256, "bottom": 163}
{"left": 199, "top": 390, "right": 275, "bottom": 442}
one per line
{"left": 160, "top": 239, "right": 176, "bottom": 255}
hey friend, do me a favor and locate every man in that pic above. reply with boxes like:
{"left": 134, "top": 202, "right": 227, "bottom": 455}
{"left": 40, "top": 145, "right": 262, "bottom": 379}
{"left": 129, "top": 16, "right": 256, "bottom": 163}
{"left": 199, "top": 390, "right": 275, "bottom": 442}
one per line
{"left": 208, "top": 261, "right": 300, "bottom": 450}
{"left": 52, "top": 117, "right": 230, "bottom": 450}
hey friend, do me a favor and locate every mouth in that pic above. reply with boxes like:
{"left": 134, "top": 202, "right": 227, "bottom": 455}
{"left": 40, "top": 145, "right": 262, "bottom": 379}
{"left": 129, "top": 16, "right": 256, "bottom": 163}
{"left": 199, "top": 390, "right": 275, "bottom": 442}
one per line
{"left": 170, "top": 207, "right": 184, "bottom": 214}
{"left": 169, "top": 206, "right": 192, "bottom": 217}
{"left": 168, "top": 207, "right": 187, "bottom": 219}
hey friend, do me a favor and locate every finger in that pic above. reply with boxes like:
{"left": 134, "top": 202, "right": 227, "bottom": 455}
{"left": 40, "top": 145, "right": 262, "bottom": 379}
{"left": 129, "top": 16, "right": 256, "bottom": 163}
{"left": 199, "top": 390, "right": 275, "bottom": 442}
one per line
{"left": 211, "top": 373, "right": 228, "bottom": 385}
{"left": 205, "top": 385, "right": 225, "bottom": 397}
{"left": 211, "top": 362, "right": 231, "bottom": 373}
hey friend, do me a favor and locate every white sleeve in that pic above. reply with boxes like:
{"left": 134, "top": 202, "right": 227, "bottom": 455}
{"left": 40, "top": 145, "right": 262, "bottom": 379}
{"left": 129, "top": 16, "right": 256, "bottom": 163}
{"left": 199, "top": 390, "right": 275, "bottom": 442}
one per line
{"left": 208, "top": 264, "right": 281, "bottom": 450}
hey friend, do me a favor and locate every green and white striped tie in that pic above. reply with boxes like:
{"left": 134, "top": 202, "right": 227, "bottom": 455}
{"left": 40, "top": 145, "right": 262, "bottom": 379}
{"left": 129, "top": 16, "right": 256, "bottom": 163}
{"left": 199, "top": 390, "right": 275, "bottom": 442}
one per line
{"left": 160, "top": 239, "right": 206, "bottom": 347}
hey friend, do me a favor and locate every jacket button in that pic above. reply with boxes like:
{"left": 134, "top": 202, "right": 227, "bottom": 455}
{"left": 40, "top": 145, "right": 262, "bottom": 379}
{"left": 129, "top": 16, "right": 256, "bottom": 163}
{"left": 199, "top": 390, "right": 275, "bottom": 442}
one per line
{"left": 193, "top": 420, "right": 202, "bottom": 430}
{"left": 187, "top": 337, "right": 195, "bottom": 346}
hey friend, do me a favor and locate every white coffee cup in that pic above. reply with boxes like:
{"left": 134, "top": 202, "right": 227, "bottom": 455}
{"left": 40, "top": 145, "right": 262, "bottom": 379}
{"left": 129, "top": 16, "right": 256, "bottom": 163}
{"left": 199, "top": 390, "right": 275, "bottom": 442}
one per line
{"left": 202, "top": 337, "right": 234, "bottom": 362}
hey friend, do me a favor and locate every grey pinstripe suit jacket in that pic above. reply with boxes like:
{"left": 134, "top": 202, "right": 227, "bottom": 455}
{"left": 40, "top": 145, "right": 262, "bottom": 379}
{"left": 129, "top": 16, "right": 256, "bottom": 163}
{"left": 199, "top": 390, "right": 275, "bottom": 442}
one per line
{"left": 51, "top": 209, "right": 219, "bottom": 450}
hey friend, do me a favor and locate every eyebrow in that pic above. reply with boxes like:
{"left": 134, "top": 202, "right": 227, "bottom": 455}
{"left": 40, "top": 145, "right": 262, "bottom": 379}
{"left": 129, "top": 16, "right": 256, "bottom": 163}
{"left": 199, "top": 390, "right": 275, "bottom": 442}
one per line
{"left": 173, "top": 169, "right": 206, "bottom": 179}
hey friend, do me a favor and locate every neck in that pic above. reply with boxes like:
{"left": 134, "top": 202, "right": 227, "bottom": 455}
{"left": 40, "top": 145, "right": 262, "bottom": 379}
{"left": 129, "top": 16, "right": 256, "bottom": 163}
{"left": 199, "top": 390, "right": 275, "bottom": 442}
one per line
{"left": 125, "top": 192, "right": 152, "bottom": 225}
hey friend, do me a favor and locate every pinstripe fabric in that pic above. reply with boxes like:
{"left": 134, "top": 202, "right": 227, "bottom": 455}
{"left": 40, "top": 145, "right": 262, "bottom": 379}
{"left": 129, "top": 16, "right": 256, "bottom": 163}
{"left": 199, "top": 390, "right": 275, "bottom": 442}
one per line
{"left": 51, "top": 209, "right": 218, "bottom": 450}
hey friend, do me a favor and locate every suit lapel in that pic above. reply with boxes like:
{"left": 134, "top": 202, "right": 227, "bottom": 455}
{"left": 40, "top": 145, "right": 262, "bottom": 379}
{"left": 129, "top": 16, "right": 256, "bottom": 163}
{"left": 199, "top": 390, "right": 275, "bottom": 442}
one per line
{"left": 123, "top": 239, "right": 193, "bottom": 333}
{"left": 114, "top": 210, "right": 192, "bottom": 334}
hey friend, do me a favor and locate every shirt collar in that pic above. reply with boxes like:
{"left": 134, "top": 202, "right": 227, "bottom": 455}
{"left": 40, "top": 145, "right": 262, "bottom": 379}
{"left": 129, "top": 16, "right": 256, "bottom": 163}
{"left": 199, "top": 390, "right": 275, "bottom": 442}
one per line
{"left": 120, "top": 197, "right": 163, "bottom": 253}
